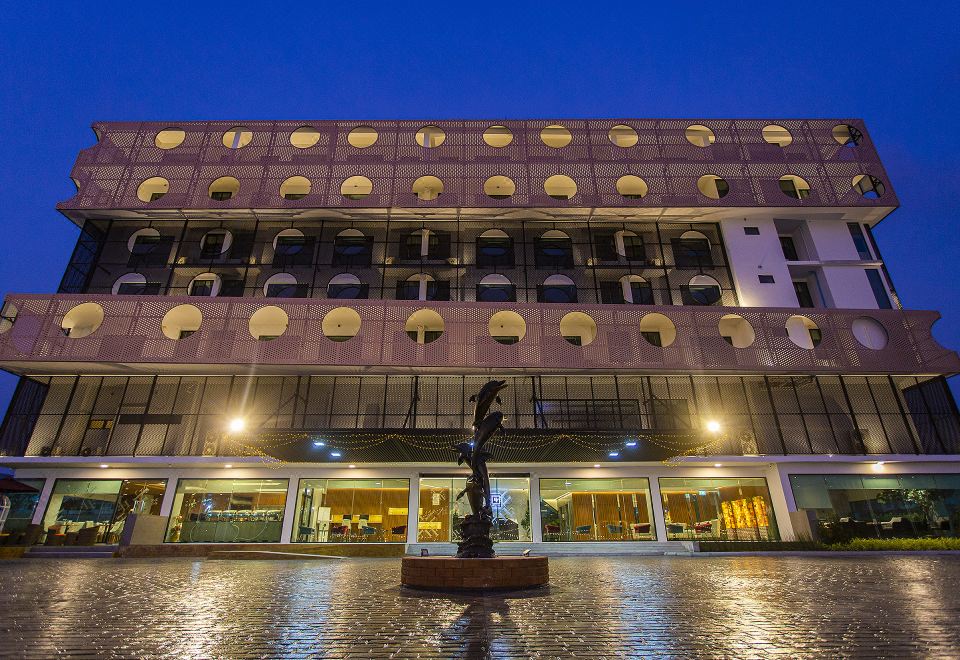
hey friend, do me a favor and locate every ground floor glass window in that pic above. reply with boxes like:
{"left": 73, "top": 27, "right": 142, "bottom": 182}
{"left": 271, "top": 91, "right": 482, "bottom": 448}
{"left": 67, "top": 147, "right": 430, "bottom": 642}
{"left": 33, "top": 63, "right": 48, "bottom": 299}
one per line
{"left": 540, "top": 478, "right": 655, "bottom": 541}
{"left": 166, "top": 478, "right": 287, "bottom": 543}
{"left": 791, "top": 473, "right": 960, "bottom": 540}
{"left": 417, "top": 477, "right": 531, "bottom": 542}
{"left": 42, "top": 478, "right": 166, "bottom": 544}
{"left": 294, "top": 479, "right": 409, "bottom": 542}
{"left": 0, "top": 478, "right": 44, "bottom": 534}
{"left": 660, "top": 477, "right": 779, "bottom": 541}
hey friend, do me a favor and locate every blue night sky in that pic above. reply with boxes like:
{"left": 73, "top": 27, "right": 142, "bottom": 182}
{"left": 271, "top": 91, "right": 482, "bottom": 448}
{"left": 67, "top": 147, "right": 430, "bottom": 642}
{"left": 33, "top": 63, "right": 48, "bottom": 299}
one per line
{"left": 0, "top": 2, "right": 958, "bottom": 410}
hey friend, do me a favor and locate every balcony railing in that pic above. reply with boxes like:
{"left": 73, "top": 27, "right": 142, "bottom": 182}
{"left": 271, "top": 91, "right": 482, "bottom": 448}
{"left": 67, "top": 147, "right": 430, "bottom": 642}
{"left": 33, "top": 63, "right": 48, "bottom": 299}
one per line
{"left": 0, "top": 293, "right": 956, "bottom": 376}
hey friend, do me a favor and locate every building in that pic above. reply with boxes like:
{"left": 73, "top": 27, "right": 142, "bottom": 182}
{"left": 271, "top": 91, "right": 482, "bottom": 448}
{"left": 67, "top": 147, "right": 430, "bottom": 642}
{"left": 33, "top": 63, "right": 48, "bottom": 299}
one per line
{"left": 1, "top": 119, "right": 959, "bottom": 552}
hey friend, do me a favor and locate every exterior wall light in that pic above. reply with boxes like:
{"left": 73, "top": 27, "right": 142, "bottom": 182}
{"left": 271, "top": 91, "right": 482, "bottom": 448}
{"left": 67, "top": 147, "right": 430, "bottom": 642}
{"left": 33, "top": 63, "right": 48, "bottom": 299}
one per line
{"left": 228, "top": 418, "right": 246, "bottom": 433}
{"left": 625, "top": 441, "right": 637, "bottom": 447}
{"left": 330, "top": 451, "right": 342, "bottom": 458}
{"left": 714, "top": 463, "right": 723, "bottom": 468}
{"left": 872, "top": 461, "right": 885, "bottom": 472}
{"left": 349, "top": 464, "right": 356, "bottom": 469}
{"left": 313, "top": 440, "right": 325, "bottom": 447}
{"left": 608, "top": 451, "right": 619, "bottom": 458}
{"left": 99, "top": 464, "right": 109, "bottom": 469}
{"left": 593, "top": 464, "right": 601, "bottom": 468}
{"left": 705, "top": 420, "right": 721, "bottom": 433}
{"left": 224, "top": 464, "right": 232, "bottom": 469}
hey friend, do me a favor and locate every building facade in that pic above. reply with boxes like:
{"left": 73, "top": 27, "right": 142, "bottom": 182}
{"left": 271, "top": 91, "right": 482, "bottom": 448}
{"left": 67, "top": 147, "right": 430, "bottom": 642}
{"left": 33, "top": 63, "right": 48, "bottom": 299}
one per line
{"left": 1, "top": 119, "right": 959, "bottom": 550}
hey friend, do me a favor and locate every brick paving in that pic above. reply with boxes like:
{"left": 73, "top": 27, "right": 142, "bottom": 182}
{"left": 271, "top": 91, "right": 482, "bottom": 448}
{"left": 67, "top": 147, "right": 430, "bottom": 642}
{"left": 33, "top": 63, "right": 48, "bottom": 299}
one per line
{"left": 0, "top": 555, "right": 959, "bottom": 658}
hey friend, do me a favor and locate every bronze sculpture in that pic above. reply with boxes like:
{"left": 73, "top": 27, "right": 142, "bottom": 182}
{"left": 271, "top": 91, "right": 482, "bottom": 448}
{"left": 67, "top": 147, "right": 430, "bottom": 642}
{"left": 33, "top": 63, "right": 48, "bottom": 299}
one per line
{"left": 452, "top": 379, "right": 507, "bottom": 558}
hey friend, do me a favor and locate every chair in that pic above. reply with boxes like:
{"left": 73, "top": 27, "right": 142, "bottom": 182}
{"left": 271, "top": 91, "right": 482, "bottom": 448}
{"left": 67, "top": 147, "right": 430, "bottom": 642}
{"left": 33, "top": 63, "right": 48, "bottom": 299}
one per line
{"left": 22, "top": 524, "right": 43, "bottom": 546}
{"left": 544, "top": 524, "right": 561, "bottom": 541}
{"left": 329, "top": 524, "right": 348, "bottom": 541}
{"left": 77, "top": 526, "right": 100, "bottom": 546}
{"left": 632, "top": 523, "right": 651, "bottom": 536}
{"left": 297, "top": 525, "right": 314, "bottom": 542}
{"left": 694, "top": 521, "right": 713, "bottom": 534}
{"left": 666, "top": 523, "right": 685, "bottom": 535}
{"left": 390, "top": 525, "right": 407, "bottom": 540}
{"left": 359, "top": 526, "right": 378, "bottom": 541}
{"left": 574, "top": 524, "right": 592, "bottom": 539}
{"left": 605, "top": 523, "right": 624, "bottom": 537}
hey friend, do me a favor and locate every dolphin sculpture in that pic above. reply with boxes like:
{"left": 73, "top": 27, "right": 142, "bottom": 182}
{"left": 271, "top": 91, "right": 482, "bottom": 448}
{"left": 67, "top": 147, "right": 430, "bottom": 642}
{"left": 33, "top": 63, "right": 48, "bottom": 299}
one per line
{"left": 469, "top": 379, "right": 508, "bottom": 430}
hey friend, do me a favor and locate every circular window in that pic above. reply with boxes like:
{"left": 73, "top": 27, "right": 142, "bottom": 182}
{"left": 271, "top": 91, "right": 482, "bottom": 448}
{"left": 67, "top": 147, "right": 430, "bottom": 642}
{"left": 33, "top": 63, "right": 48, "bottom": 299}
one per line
{"left": 685, "top": 125, "right": 715, "bottom": 147}
{"left": 412, "top": 176, "right": 444, "bottom": 201}
{"left": 786, "top": 315, "right": 822, "bottom": 349}
{"left": 61, "top": 303, "right": 104, "bottom": 339}
{"left": 111, "top": 273, "right": 146, "bottom": 295}
{"left": 779, "top": 174, "right": 810, "bottom": 200}
{"left": 161, "top": 304, "right": 202, "bottom": 340}
{"left": 222, "top": 126, "right": 253, "bottom": 149}
{"left": 544, "top": 175, "right": 577, "bottom": 200}
{"left": 322, "top": 307, "right": 362, "bottom": 342}
{"left": 478, "top": 274, "right": 515, "bottom": 302}
{"left": 327, "top": 273, "right": 364, "bottom": 299}
{"left": 618, "top": 275, "right": 649, "bottom": 303}
{"left": 541, "top": 273, "right": 576, "bottom": 303}
{"left": 718, "top": 314, "right": 756, "bottom": 348}
{"left": 137, "top": 177, "right": 169, "bottom": 202}
{"left": 263, "top": 272, "right": 298, "bottom": 297}
{"left": 852, "top": 317, "right": 888, "bottom": 350}
{"left": 697, "top": 175, "right": 729, "bottom": 200}
{"left": 127, "top": 227, "right": 160, "bottom": 252}
{"left": 340, "top": 176, "right": 373, "bottom": 200}
{"left": 489, "top": 310, "right": 526, "bottom": 345}
{"left": 832, "top": 124, "right": 863, "bottom": 147}
{"left": 541, "top": 124, "right": 572, "bottom": 148}
{"left": 762, "top": 124, "right": 792, "bottom": 147}
{"left": 608, "top": 124, "right": 638, "bottom": 148}
{"left": 616, "top": 175, "right": 648, "bottom": 199}
{"left": 155, "top": 128, "right": 185, "bottom": 149}
{"left": 483, "top": 175, "right": 516, "bottom": 200}
{"left": 640, "top": 313, "right": 676, "bottom": 347}
{"left": 290, "top": 126, "right": 321, "bottom": 148}
{"left": 188, "top": 273, "right": 222, "bottom": 297}
{"left": 208, "top": 176, "right": 240, "bottom": 201}
{"left": 483, "top": 125, "right": 513, "bottom": 147}
{"left": 348, "top": 126, "right": 378, "bottom": 148}
{"left": 853, "top": 174, "right": 885, "bottom": 199}
{"left": 560, "top": 312, "right": 597, "bottom": 346}
{"left": 280, "top": 176, "right": 311, "bottom": 200}
{"left": 687, "top": 275, "right": 722, "bottom": 305}
{"left": 249, "top": 306, "right": 288, "bottom": 341}
{"left": 405, "top": 309, "right": 444, "bottom": 344}
{"left": 200, "top": 230, "right": 232, "bottom": 255}
{"left": 0, "top": 302, "right": 18, "bottom": 334}
{"left": 416, "top": 125, "right": 445, "bottom": 148}
{"left": 273, "top": 228, "right": 305, "bottom": 252}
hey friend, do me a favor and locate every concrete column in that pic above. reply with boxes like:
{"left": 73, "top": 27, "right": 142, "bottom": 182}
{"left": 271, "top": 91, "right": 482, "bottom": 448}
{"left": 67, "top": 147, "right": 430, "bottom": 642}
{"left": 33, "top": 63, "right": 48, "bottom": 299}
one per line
{"left": 158, "top": 474, "right": 178, "bottom": 517}
{"left": 647, "top": 475, "right": 668, "bottom": 542}
{"left": 764, "top": 463, "right": 796, "bottom": 540}
{"left": 405, "top": 473, "right": 420, "bottom": 547}
{"left": 528, "top": 472, "right": 542, "bottom": 543}
{"left": 30, "top": 477, "right": 55, "bottom": 525}
{"left": 279, "top": 475, "right": 300, "bottom": 544}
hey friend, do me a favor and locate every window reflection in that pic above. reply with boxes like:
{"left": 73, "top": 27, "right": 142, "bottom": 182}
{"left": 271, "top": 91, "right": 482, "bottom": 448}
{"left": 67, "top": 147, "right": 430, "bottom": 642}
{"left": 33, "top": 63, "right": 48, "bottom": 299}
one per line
{"left": 418, "top": 477, "right": 530, "bottom": 542}
{"left": 293, "top": 479, "right": 409, "bottom": 543}
{"left": 540, "top": 478, "right": 655, "bottom": 541}
{"left": 42, "top": 478, "right": 166, "bottom": 544}
{"left": 165, "top": 478, "right": 287, "bottom": 543}
{"left": 660, "top": 477, "right": 778, "bottom": 540}
{"left": 0, "top": 478, "right": 44, "bottom": 534}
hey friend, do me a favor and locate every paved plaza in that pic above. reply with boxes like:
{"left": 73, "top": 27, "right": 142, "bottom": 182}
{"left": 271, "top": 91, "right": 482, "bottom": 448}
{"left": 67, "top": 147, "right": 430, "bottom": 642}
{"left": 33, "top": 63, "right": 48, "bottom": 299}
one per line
{"left": 0, "top": 555, "right": 959, "bottom": 658}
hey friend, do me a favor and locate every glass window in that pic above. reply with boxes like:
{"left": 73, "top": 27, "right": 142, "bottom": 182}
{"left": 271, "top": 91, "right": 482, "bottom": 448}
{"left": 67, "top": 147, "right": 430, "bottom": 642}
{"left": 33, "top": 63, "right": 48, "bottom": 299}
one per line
{"left": 293, "top": 479, "right": 409, "bottom": 543}
{"left": 477, "top": 283, "right": 516, "bottom": 302}
{"left": 165, "top": 478, "right": 288, "bottom": 543}
{"left": 534, "top": 236, "right": 573, "bottom": 269}
{"left": 793, "top": 280, "right": 815, "bottom": 308}
{"left": 790, "top": 473, "right": 960, "bottom": 540}
{"left": 866, "top": 269, "right": 892, "bottom": 309}
{"left": 0, "top": 478, "right": 44, "bottom": 534}
{"left": 131, "top": 234, "right": 160, "bottom": 255}
{"left": 476, "top": 235, "right": 514, "bottom": 268}
{"left": 659, "top": 477, "right": 779, "bottom": 541}
{"left": 540, "top": 478, "right": 655, "bottom": 541}
{"left": 537, "top": 284, "right": 577, "bottom": 303}
{"left": 42, "top": 478, "right": 166, "bottom": 544}
{"left": 417, "top": 477, "right": 531, "bottom": 543}
{"left": 672, "top": 237, "right": 714, "bottom": 269}
{"left": 332, "top": 234, "right": 373, "bottom": 267}
{"left": 200, "top": 231, "right": 227, "bottom": 258}
{"left": 681, "top": 283, "right": 722, "bottom": 305}
{"left": 847, "top": 222, "right": 873, "bottom": 259}
{"left": 779, "top": 236, "right": 799, "bottom": 261}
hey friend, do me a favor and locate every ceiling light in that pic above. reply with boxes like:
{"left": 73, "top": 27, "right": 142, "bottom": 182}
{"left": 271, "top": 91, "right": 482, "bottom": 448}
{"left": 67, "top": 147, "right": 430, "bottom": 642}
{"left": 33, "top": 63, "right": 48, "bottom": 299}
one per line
{"left": 228, "top": 418, "right": 246, "bottom": 433}
{"left": 224, "top": 464, "right": 232, "bottom": 469}
{"left": 330, "top": 451, "right": 341, "bottom": 458}
{"left": 714, "top": 463, "right": 722, "bottom": 468}
{"left": 99, "top": 464, "right": 109, "bottom": 469}
{"left": 705, "top": 420, "right": 721, "bottom": 433}
{"left": 349, "top": 464, "right": 356, "bottom": 469}
{"left": 313, "top": 440, "right": 325, "bottom": 447}
{"left": 608, "top": 451, "right": 619, "bottom": 458}
{"left": 593, "top": 464, "right": 601, "bottom": 468}
{"left": 625, "top": 441, "right": 637, "bottom": 447}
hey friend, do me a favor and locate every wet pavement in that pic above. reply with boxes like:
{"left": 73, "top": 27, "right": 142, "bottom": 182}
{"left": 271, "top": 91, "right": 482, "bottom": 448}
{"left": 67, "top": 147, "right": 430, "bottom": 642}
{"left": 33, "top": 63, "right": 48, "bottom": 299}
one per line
{"left": 0, "top": 555, "right": 959, "bottom": 658}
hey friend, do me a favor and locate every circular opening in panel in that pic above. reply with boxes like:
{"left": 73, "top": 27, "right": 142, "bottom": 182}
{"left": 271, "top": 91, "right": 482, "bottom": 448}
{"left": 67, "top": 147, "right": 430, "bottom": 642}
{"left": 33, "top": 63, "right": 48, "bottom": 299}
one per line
{"left": 201, "top": 230, "right": 232, "bottom": 255}
{"left": 718, "top": 314, "right": 756, "bottom": 348}
{"left": 61, "top": 303, "right": 104, "bottom": 339}
{"left": 852, "top": 174, "right": 885, "bottom": 199}
{"left": 412, "top": 175, "right": 444, "bottom": 201}
{"left": 222, "top": 126, "right": 252, "bottom": 149}
{"left": 832, "top": 124, "right": 863, "bottom": 147}
{"left": 616, "top": 175, "right": 648, "bottom": 199}
{"left": 544, "top": 174, "right": 577, "bottom": 200}
{"left": 322, "top": 307, "right": 362, "bottom": 342}
{"left": 405, "top": 309, "right": 444, "bottom": 344}
{"left": 483, "top": 125, "right": 513, "bottom": 147}
{"left": 416, "top": 125, "right": 446, "bottom": 148}
{"left": 189, "top": 273, "right": 222, "bottom": 297}
{"left": 560, "top": 312, "right": 597, "bottom": 346}
{"left": 263, "top": 272, "right": 298, "bottom": 297}
{"left": 273, "top": 228, "right": 305, "bottom": 252}
{"left": 0, "top": 302, "right": 18, "bottom": 334}
{"left": 640, "top": 313, "right": 676, "bottom": 347}
{"left": 137, "top": 177, "right": 169, "bottom": 202}
{"left": 478, "top": 274, "right": 515, "bottom": 302}
{"left": 348, "top": 126, "right": 378, "bottom": 148}
{"left": 762, "top": 124, "right": 792, "bottom": 147}
{"left": 786, "top": 315, "right": 822, "bottom": 349}
{"left": 852, "top": 317, "right": 888, "bottom": 350}
{"left": 687, "top": 275, "right": 722, "bottom": 305}
{"left": 128, "top": 227, "right": 160, "bottom": 252}
{"left": 779, "top": 174, "right": 810, "bottom": 200}
{"left": 341, "top": 176, "right": 373, "bottom": 200}
{"left": 697, "top": 174, "right": 729, "bottom": 199}
{"left": 327, "top": 272, "right": 364, "bottom": 299}
{"left": 155, "top": 128, "right": 185, "bottom": 149}
{"left": 541, "top": 124, "right": 572, "bottom": 148}
{"left": 685, "top": 124, "right": 715, "bottom": 147}
{"left": 484, "top": 175, "right": 515, "bottom": 200}
{"left": 112, "top": 272, "right": 146, "bottom": 295}
{"left": 290, "top": 126, "right": 321, "bottom": 148}
{"left": 280, "top": 176, "right": 311, "bottom": 200}
{"left": 161, "top": 304, "right": 203, "bottom": 340}
{"left": 249, "top": 306, "right": 289, "bottom": 341}
{"left": 608, "top": 124, "right": 638, "bottom": 148}
{"left": 488, "top": 310, "right": 526, "bottom": 345}
{"left": 208, "top": 176, "right": 240, "bottom": 201}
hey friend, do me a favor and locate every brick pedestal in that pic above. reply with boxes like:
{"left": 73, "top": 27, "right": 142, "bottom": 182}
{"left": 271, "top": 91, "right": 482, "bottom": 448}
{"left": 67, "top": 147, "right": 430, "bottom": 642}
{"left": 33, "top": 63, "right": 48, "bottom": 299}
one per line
{"left": 400, "top": 556, "right": 549, "bottom": 590}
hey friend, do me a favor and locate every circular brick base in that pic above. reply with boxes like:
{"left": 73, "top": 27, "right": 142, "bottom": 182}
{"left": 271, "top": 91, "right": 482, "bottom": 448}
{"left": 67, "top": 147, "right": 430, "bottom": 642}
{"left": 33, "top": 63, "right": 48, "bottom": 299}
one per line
{"left": 401, "top": 556, "right": 549, "bottom": 591}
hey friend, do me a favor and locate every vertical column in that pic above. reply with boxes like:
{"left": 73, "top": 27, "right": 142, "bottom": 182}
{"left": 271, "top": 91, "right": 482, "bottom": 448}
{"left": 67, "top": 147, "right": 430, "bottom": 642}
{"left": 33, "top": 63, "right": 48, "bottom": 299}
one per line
{"left": 405, "top": 473, "right": 420, "bottom": 549}
{"left": 279, "top": 475, "right": 300, "bottom": 544}
{"left": 158, "top": 473, "right": 178, "bottom": 517}
{"left": 528, "top": 472, "right": 542, "bottom": 543}
{"left": 647, "top": 475, "right": 668, "bottom": 542}
{"left": 30, "top": 476, "right": 55, "bottom": 525}
{"left": 764, "top": 463, "right": 796, "bottom": 540}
